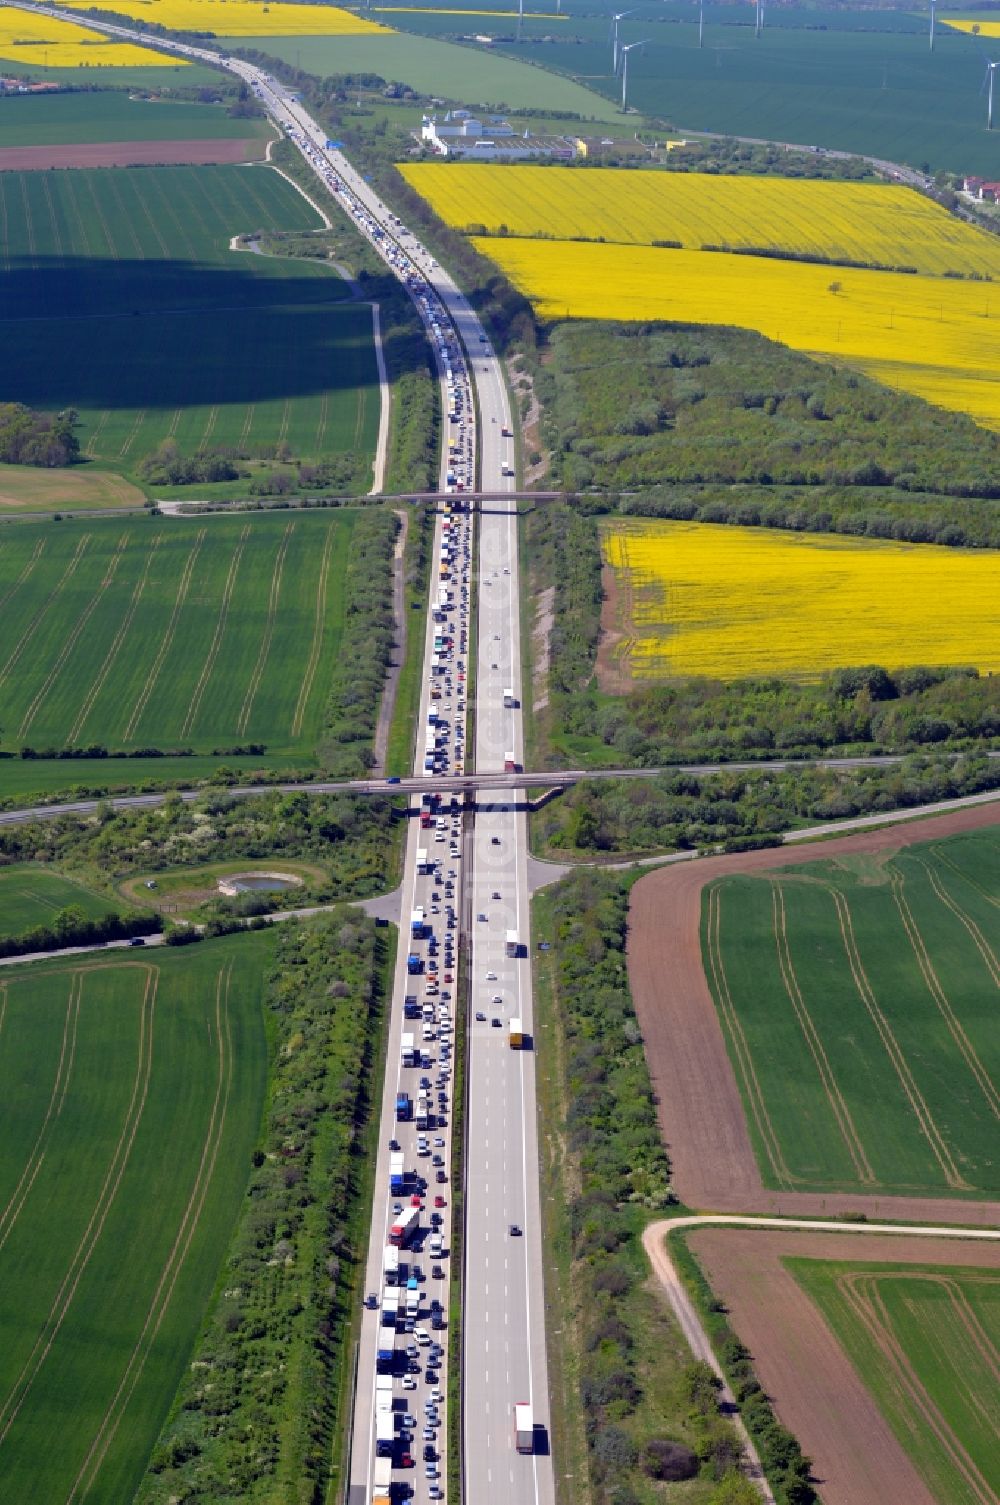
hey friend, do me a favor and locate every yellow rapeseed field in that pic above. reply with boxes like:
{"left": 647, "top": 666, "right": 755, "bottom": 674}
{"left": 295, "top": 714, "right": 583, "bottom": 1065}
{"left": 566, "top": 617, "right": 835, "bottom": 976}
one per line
{"left": 401, "top": 165, "right": 1000, "bottom": 279}
{"left": 470, "top": 237, "right": 1000, "bottom": 427}
{"left": 372, "top": 7, "right": 566, "bottom": 14}
{"left": 59, "top": 0, "right": 388, "bottom": 36}
{"left": 0, "top": 7, "right": 183, "bottom": 65}
{"left": 945, "top": 18, "right": 1000, "bottom": 38}
{"left": 603, "top": 520, "right": 1000, "bottom": 681}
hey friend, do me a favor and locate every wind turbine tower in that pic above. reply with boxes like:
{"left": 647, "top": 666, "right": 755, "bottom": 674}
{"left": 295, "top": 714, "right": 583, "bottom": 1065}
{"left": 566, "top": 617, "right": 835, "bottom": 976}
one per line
{"left": 987, "top": 58, "right": 1000, "bottom": 129}
{"left": 698, "top": 0, "right": 704, "bottom": 49}
{"left": 611, "top": 10, "right": 634, "bottom": 74}
{"left": 517, "top": 0, "right": 524, "bottom": 42}
{"left": 929, "top": 0, "right": 936, "bottom": 52}
{"left": 621, "top": 38, "right": 646, "bottom": 109}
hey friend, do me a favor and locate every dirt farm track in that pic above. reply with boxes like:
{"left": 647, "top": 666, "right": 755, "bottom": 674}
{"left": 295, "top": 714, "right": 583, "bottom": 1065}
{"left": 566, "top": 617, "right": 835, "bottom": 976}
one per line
{"left": 0, "top": 138, "right": 264, "bottom": 171}
{"left": 628, "top": 803, "right": 1000, "bottom": 1224}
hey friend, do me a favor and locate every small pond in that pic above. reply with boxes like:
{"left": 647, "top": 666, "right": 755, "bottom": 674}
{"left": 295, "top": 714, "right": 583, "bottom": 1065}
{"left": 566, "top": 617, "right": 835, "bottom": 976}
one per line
{"left": 218, "top": 871, "right": 303, "bottom": 896}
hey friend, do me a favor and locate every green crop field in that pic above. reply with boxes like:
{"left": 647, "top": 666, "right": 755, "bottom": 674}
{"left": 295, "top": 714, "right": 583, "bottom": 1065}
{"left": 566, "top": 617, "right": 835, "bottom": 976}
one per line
{"left": 0, "top": 932, "right": 270, "bottom": 1502}
{"left": 0, "top": 510, "right": 362, "bottom": 759}
{"left": 0, "top": 865, "right": 124, "bottom": 939}
{"left": 701, "top": 828, "right": 1000, "bottom": 1198}
{"left": 243, "top": 29, "right": 623, "bottom": 118}
{"left": 790, "top": 1257, "right": 1000, "bottom": 1505}
{"left": 417, "top": 3, "right": 1000, "bottom": 174}
{"left": 0, "top": 90, "right": 271, "bottom": 148}
{"left": 0, "top": 60, "right": 220, "bottom": 88}
{"left": 1, "top": 165, "right": 379, "bottom": 483}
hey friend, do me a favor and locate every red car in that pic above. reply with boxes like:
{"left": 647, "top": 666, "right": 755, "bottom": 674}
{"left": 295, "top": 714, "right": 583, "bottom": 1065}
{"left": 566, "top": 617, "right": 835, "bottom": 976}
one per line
{"left": 411, "top": 1194, "right": 422, "bottom": 1207}
{"left": 444, "top": 973, "right": 453, "bottom": 984}
{"left": 434, "top": 1195, "right": 446, "bottom": 1208}
{"left": 401, "top": 1454, "right": 413, "bottom": 1469}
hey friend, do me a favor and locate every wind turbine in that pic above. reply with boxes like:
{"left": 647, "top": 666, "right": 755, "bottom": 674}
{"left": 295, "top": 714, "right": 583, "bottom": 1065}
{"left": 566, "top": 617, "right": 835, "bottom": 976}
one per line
{"left": 929, "top": 0, "right": 935, "bottom": 51}
{"left": 621, "top": 38, "right": 647, "bottom": 110}
{"left": 517, "top": 0, "right": 523, "bottom": 41}
{"left": 610, "top": 9, "right": 635, "bottom": 74}
{"left": 754, "top": 0, "right": 763, "bottom": 38}
{"left": 986, "top": 57, "right": 1000, "bottom": 129}
{"left": 698, "top": 0, "right": 704, "bottom": 49}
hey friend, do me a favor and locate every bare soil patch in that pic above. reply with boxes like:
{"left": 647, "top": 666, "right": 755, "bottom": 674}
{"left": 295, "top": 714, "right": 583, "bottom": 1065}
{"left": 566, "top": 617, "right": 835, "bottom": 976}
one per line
{"left": 686, "top": 1227, "right": 1000, "bottom": 1505}
{"left": 628, "top": 802, "right": 1000, "bottom": 1223}
{"left": 0, "top": 138, "right": 263, "bottom": 170}
{"left": 595, "top": 559, "right": 632, "bottom": 694}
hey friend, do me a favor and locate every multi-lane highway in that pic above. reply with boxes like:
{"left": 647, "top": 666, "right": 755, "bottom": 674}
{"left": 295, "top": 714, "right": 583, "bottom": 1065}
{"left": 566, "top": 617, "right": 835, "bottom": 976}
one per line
{"left": 8, "top": 8, "right": 556, "bottom": 1499}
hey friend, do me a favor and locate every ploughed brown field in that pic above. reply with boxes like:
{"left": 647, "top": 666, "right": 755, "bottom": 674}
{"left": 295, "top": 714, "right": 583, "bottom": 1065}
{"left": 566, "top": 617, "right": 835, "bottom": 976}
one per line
{"left": 685, "top": 1228, "right": 1000, "bottom": 1505}
{"left": 628, "top": 802, "right": 1000, "bottom": 1225}
{"left": 0, "top": 137, "right": 265, "bottom": 170}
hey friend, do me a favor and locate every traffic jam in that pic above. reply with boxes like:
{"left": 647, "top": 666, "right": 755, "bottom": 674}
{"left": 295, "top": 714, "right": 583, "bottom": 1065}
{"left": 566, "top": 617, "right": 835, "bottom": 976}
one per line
{"left": 277, "top": 104, "right": 477, "bottom": 1504}
{"left": 364, "top": 486, "right": 473, "bottom": 1504}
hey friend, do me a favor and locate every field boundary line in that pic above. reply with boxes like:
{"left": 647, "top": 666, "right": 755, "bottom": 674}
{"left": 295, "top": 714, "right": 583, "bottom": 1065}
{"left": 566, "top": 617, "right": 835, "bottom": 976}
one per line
{"left": 839, "top": 1270, "right": 995, "bottom": 1505}
{"left": 0, "top": 984, "right": 6, "bottom": 1043}
{"left": 122, "top": 528, "right": 205, "bottom": 741}
{"left": 67, "top": 964, "right": 237, "bottom": 1502}
{"left": 17, "top": 533, "right": 129, "bottom": 739}
{"left": 239, "top": 403, "right": 255, "bottom": 447}
{"left": 771, "top": 882, "right": 875, "bottom": 1183}
{"left": 0, "top": 966, "right": 159, "bottom": 1446}
{"left": 0, "top": 534, "right": 90, "bottom": 693}
{"left": 827, "top": 886, "right": 970, "bottom": 1191}
{"left": 236, "top": 520, "right": 294, "bottom": 735}
{"left": 920, "top": 858, "right": 1000, "bottom": 990}
{"left": 704, "top": 881, "right": 798, "bottom": 1189}
{"left": 890, "top": 867, "right": 1000, "bottom": 1122}
{"left": 0, "top": 974, "right": 82, "bottom": 1251}
{"left": 290, "top": 522, "right": 334, "bottom": 739}
{"left": 0, "top": 535, "right": 45, "bottom": 614}
{"left": 68, "top": 535, "right": 163, "bottom": 746}
{"left": 179, "top": 524, "right": 250, "bottom": 739}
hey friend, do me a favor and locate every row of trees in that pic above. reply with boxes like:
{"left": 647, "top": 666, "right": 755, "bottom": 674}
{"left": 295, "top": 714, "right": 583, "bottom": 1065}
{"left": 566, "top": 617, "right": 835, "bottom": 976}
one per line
{"left": 534, "top": 755, "right": 1000, "bottom": 856}
{"left": 0, "top": 904, "right": 158, "bottom": 960}
{"left": 540, "top": 870, "right": 770, "bottom": 1504}
{"left": 141, "top": 913, "right": 387, "bottom": 1501}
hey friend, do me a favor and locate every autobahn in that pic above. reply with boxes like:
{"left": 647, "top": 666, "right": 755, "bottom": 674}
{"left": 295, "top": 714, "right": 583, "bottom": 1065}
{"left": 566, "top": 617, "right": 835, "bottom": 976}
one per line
{"left": 6, "top": 8, "right": 554, "bottom": 1502}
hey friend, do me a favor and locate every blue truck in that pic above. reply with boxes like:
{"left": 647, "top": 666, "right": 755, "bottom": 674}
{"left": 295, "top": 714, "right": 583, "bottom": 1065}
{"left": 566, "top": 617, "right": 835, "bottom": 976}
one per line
{"left": 407, "top": 953, "right": 422, "bottom": 975}
{"left": 395, "top": 1092, "right": 412, "bottom": 1122}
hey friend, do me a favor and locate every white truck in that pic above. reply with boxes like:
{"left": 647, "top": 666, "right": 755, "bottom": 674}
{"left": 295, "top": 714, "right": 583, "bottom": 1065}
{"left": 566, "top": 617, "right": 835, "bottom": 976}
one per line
{"left": 505, "top": 929, "right": 519, "bottom": 958}
{"left": 515, "top": 1402, "right": 534, "bottom": 1453}
{"left": 372, "top": 1455, "right": 392, "bottom": 1505}
{"left": 400, "top": 1033, "right": 416, "bottom": 1068}
{"left": 375, "top": 1406, "right": 395, "bottom": 1457}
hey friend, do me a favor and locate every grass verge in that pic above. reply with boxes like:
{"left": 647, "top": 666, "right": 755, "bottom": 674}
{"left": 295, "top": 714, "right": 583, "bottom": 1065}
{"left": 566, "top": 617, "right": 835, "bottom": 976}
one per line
{"left": 386, "top": 501, "right": 433, "bottom": 777}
